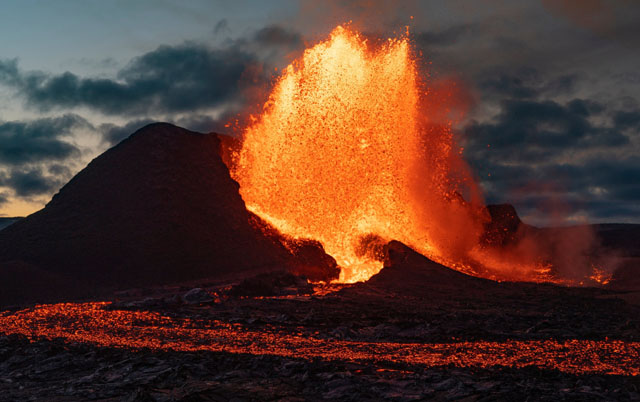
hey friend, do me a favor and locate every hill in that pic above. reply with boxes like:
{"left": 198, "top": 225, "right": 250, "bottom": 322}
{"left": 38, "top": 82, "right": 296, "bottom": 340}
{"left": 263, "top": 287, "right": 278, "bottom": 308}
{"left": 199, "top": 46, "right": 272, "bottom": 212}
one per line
{"left": 0, "top": 123, "right": 337, "bottom": 306}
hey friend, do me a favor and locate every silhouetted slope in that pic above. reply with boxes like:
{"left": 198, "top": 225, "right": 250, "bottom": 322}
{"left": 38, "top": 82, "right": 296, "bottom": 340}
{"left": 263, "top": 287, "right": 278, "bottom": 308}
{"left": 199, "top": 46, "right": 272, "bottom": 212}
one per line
{"left": 596, "top": 224, "right": 640, "bottom": 290}
{"left": 364, "top": 241, "right": 497, "bottom": 295}
{"left": 0, "top": 217, "right": 21, "bottom": 231}
{"left": 0, "top": 123, "right": 336, "bottom": 306}
{"left": 593, "top": 224, "right": 640, "bottom": 257}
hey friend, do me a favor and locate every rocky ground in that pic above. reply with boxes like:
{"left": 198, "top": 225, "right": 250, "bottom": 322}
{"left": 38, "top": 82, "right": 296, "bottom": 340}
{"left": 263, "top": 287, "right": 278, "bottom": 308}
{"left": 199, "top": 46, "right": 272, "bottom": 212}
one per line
{"left": 2, "top": 333, "right": 640, "bottom": 402}
{"left": 1, "top": 265, "right": 640, "bottom": 401}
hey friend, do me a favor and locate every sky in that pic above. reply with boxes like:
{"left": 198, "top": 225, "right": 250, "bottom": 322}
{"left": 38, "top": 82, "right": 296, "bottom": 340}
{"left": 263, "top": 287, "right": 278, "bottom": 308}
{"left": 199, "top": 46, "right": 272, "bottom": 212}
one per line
{"left": 0, "top": 0, "right": 639, "bottom": 225}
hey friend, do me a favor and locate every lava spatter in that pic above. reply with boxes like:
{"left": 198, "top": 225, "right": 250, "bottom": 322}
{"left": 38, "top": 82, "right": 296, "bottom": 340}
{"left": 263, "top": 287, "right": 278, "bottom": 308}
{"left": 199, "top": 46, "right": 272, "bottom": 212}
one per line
{"left": 235, "top": 26, "right": 492, "bottom": 282}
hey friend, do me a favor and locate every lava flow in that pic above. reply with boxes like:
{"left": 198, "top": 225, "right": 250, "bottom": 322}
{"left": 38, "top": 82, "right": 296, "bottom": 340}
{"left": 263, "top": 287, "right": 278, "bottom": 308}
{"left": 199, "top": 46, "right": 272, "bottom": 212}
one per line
{"left": 234, "top": 26, "right": 488, "bottom": 283}
{"left": 2, "top": 302, "right": 638, "bottom": 376}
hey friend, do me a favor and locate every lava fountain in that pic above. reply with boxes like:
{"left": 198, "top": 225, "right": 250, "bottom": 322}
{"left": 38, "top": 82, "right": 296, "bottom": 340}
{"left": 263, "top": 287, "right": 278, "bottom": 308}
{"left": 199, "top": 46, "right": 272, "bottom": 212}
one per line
{"left": 234, "top": 25, "right": 488, "bottom": 282}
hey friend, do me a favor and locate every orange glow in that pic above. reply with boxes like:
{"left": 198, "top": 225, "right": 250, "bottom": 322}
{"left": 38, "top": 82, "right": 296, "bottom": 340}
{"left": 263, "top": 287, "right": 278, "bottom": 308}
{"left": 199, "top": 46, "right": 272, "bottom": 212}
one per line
{"left": 234, "top": 25, "right": 492, "bottom": 282}
{"left": 1, "top": 302, "right": 638, "bottom": 376}
{"left": 232, "top": 25, "right": 583, "bottom": 284}
{"left": 589, "top": 265, "right": 612, "bottom": 285}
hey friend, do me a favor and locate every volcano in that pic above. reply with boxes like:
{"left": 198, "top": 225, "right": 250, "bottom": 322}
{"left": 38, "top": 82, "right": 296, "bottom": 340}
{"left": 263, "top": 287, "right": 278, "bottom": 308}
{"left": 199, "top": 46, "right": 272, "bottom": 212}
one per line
{"left": 0, "top": 217, "right": 21, "bottom": 231}
{"left": 0, "top": 123, "right": 338, "bottom": 306}
{"left": 1, "top": 23, "right": 640, "bottom": 401}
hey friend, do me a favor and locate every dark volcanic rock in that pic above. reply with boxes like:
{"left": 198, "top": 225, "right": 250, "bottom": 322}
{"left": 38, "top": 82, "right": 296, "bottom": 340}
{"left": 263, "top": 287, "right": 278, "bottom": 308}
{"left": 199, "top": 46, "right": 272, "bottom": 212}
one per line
{"left": 3, "top": 334, "right": 639, "bottom": 402}
{"left": 227, "top": 271, "right": 313, "bottom": 297}
{"left": 609, "top": 258, "right": 640, "bottom": 291}
{"left": 594, "top": 224, "right": 640, "bottom": 257}
{"left": 285, "top": 238, "right": 340, "bottom": 282}
{"left": 0, "top": 217, "right": 22, "bottom": 232}
{"left": 365, "top": 240, "right": 496, "bottom": 295}
{"left": 481, "top": 203, "right": 523, "bottom": 247}
{"left": 182, "top": 288, "right": 214, "bottom": 305}
{"left": 0, "top": 123, "right": 337, "bottom": 306}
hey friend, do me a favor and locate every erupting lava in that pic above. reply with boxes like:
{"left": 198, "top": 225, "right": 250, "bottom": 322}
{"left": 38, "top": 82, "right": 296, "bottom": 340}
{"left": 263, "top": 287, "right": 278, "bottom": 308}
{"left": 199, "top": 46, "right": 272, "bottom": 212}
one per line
{"left": 234, "top": 26, "right": 516, "bottom": 282}
{"left": 235, "top": 25, "right": 485, "bottom": 282}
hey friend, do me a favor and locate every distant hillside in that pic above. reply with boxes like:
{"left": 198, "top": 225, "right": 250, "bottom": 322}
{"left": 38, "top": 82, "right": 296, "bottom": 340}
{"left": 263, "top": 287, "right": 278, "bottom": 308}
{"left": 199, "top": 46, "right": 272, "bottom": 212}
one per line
{"left": 480, "top": 204, "right": 639, "bottom": 285}
{"left": 0, "top": 217, "right": 22, "bottom": 231}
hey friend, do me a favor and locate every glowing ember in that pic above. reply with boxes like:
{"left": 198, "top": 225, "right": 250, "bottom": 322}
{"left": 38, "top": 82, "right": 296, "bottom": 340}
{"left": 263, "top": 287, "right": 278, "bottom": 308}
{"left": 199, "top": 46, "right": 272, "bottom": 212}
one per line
{"left": 235, "top": 26, "right": 486, "bottom": 282}
{"left": 1, "top": 302, "right": 638, "bottom": 376}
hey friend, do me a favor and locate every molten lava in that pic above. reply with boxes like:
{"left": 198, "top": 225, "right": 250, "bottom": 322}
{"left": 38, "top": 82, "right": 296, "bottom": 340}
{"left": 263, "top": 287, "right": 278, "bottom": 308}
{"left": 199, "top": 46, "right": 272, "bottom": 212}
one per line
{"left": 2, "top": 302, "right": 638, "bottom": 376}
{"left": 235, "top": 26, "right": 486, "bottom": 282}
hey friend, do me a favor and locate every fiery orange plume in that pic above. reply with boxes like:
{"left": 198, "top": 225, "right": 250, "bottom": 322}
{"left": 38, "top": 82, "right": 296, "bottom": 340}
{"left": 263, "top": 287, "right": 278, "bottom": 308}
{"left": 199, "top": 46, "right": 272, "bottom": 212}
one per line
{"left": 234, "top": 25, "right": 490, "bottom": 282}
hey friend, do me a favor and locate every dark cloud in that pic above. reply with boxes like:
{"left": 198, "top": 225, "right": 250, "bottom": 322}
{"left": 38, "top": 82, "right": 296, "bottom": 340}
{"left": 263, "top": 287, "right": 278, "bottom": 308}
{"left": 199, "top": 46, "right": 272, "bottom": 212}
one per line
{"left": 0, "top": 43, "right": 262, "bottom": 115}
{"left": 227, "top": 24, "right": 304, "bottom": 69}
{"left": 544, "top": 74, "right": 581, "bottom": 97}
{"left": 584, "top": 201, "right": 640, "bottom": 221}
{"left": 461, "top": 91, "right": 639, "bottom": 223}
{"left": 0, "top": 192, "right": 8, "bottom": 207}
{"left": 566, "top": 99, "right": 605, "bottom": 116}
{"left": 614, "top": 110, "right": 640, "bottom": 130}
{"left": 480, "top": 74, "right": 539, "bottom": 100}
{"left": 0, "top": 58, "right": 20, "bottom": 86}
{"left": 580, "top": 157, "right": 640, "bottom": 200}
{"left": 252, "top": 25, "right": 303, "bottom": 47}
{"left": 522, "top": 157, "right": 640, "bottom": 205}
{"left": 0, "top": 24, "right": 306, "bottom": 117}
{"left": 100, "top": 119, "right": 157, "bottom": 145}
{"left": 513, "top": 196, "right": 640, "bottom": 224}
{"left": 464, "top": 98, "right": 627, "bottom": 163}
{"left": 47, "top": 164, "right": 72, "bottom": 178}
{"left": 0, "top": 115, "right": 84, "bottom": 204}
{"left": 75, "top": 57, "right": 119, "bottom": 70}
{"left": 477, "top": 68, "right": 581, "bottom": 101}
{"left": 1, "top": 168, "right": 63, "bottom": 197}
{"left": 213, "top": 19, "right": 230, "bottom": 36}
{"left": 541, "top": 0, "right": 640, "bottom": 50}
{"left": 0, "top": 115, "right": 85, "bottom": 166}
{"left": 469, "top": 147, "right": 640, "bottom": 224}
{"left": 174, "top": 114, "right": 233, "bottom": 135}
{"left": 414, "top": 25, "right": 475, "bottom": 48}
